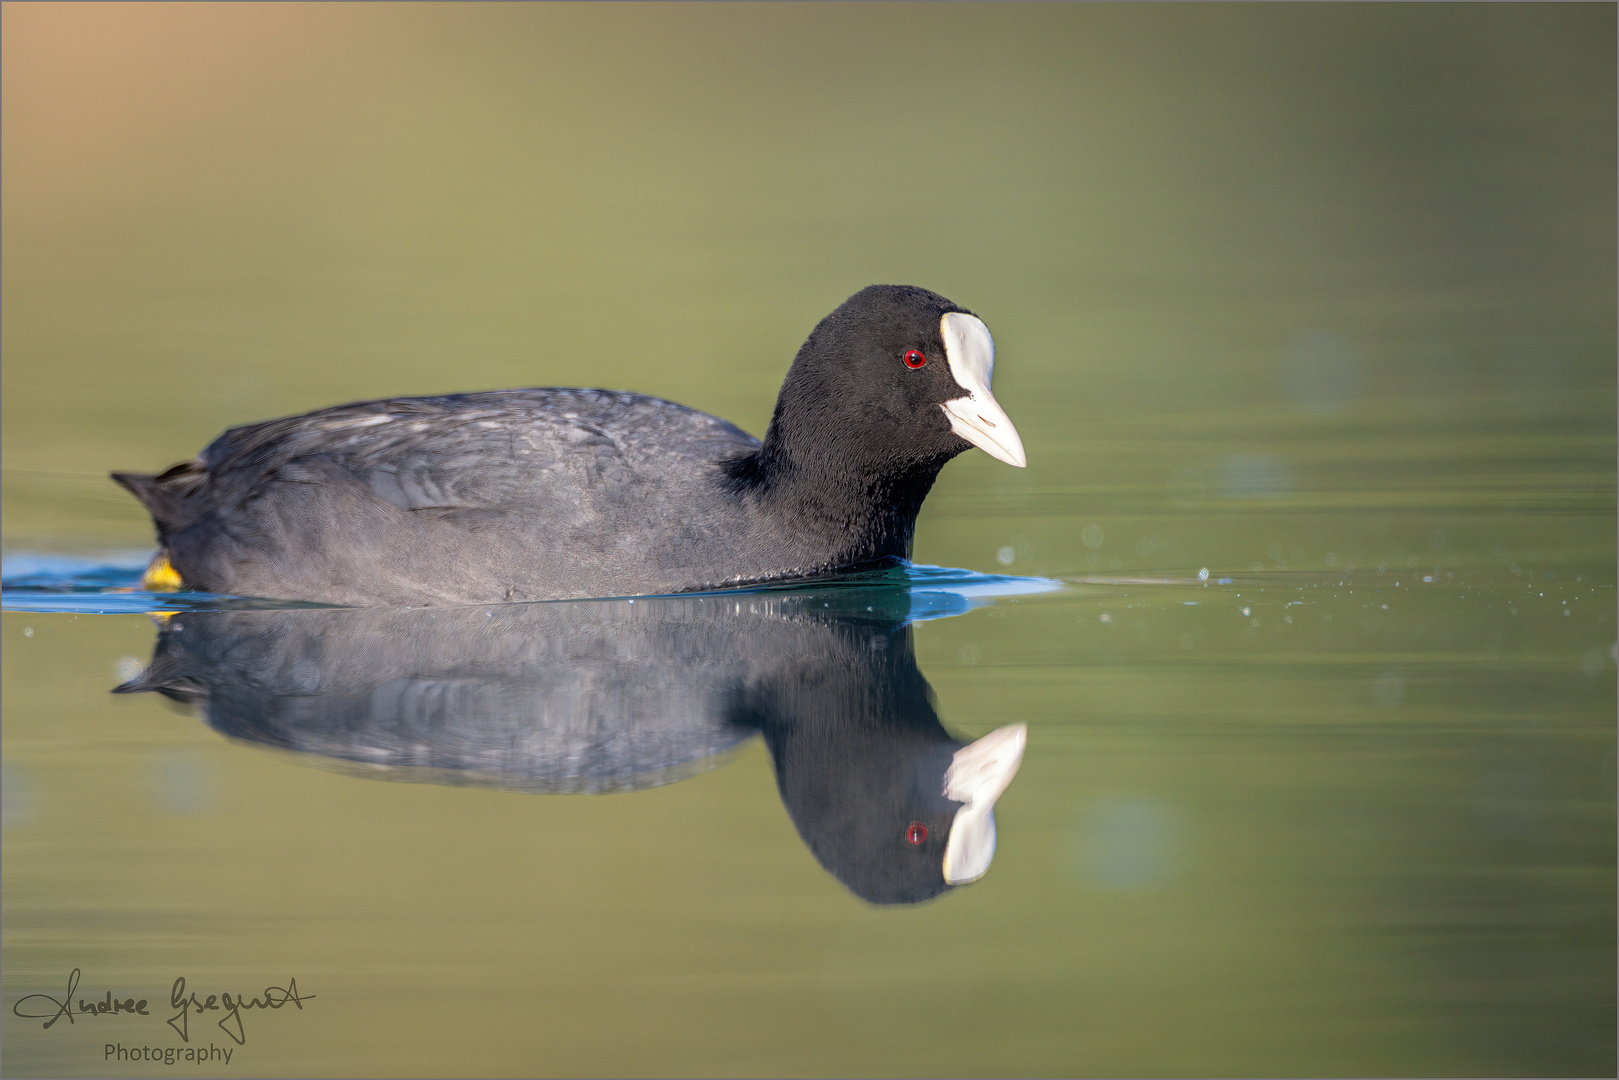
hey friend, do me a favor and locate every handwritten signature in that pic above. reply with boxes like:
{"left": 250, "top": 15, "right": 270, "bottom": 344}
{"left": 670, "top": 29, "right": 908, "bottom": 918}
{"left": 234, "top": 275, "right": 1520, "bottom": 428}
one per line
{"left": 166, "top": 976, "right": 314, "bottom": 1045}
{"left": 13, "top": 969, "right": 314, "bottom": 1046}
{"left": 12, "top": 970, "right": 148, "bottom": 1029}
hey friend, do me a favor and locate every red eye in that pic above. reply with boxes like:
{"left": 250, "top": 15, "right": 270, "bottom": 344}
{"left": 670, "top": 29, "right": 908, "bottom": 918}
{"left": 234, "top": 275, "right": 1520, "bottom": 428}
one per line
{"left": 903, "top": 350, "right": 927, "bottom": 369}
{"left": 906, "top": 822, "right": 928, "bottom": 845}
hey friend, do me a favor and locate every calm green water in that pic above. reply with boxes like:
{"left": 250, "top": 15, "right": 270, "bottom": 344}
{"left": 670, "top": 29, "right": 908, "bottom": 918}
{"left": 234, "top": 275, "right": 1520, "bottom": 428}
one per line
{"left": 3, "top": 5, "right": 1614, "bottom": 1076}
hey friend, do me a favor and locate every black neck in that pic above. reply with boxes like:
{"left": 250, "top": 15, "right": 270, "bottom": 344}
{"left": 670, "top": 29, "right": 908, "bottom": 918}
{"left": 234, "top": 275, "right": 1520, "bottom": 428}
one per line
{"left": 724, "top": 417, "right": 953, "bottom": 567}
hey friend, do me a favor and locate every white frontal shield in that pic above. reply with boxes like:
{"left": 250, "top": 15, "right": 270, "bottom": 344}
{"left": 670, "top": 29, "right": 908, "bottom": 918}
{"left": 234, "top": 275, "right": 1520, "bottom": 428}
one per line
{"left": 941, "top": 723, "right": 1028, "bottom": 885}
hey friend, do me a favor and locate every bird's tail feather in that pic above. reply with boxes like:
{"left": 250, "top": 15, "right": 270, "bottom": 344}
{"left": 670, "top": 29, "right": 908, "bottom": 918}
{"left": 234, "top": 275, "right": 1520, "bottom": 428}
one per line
{"left": 111, "top": 460, "right": 207, "bottom": 537}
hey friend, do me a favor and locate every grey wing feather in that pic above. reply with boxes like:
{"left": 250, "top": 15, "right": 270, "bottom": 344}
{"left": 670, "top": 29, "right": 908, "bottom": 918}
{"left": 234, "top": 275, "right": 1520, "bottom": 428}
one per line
{"left": 202, "top": 389, "right": 760, "bottom": 514}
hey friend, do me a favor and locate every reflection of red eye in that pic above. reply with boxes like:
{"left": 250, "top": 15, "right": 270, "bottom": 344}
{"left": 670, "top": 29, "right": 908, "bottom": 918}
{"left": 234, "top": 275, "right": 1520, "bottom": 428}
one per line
{"left": 906, "top": 822, "right": 928, "bottom": 845}
{"left": 903, "top": 350, "right": 926, "bottom": 369}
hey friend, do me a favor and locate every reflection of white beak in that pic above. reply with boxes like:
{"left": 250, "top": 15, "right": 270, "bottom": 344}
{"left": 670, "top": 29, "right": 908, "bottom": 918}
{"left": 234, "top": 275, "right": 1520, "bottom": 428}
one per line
{"left": 941, "top": 722, "right": 1028, "bottom": 885}
{"left": 939, "top": 312, "right": 1027, "bottom": 468}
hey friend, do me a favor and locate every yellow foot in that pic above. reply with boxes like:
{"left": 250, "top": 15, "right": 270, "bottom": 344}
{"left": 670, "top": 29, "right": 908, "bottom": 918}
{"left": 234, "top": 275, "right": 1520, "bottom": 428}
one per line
{"left": 139, "top": 552, "right": 183, "bottom": 592}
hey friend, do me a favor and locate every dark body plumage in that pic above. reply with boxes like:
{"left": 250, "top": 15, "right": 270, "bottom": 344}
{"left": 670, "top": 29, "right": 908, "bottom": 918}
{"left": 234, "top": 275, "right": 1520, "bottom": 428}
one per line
{"left": 114, "top": 286, "right": 1016, "bottom": 604}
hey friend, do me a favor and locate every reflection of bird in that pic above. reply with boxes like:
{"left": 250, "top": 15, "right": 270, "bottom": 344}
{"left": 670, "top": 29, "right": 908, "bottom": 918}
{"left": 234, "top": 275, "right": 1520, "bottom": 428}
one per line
{"left": 112, "top": 286, "right": 1025, "bottom": 605}
{"left": 745, "top": 646, "right": 1025, "bottom": 904}
{"left": 115, "top": 588, "right": 1025, "bottom": 904}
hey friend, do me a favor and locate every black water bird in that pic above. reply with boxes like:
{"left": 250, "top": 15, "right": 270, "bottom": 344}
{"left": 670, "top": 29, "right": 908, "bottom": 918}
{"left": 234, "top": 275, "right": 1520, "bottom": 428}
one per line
{"left": 113, "top": 286, "right": 1025, "bottom": 604}
{"left": 114, "top": 588, "right": 1026, "bottom": 904}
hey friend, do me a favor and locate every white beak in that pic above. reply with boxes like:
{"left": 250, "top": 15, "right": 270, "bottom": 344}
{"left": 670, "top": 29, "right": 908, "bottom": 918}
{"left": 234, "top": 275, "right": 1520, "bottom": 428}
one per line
{"left": 939, "top": 312, "right": 1027, "bottom": 469}
{"left": 941, "top": 722, "right": 1028, "bottom": 885}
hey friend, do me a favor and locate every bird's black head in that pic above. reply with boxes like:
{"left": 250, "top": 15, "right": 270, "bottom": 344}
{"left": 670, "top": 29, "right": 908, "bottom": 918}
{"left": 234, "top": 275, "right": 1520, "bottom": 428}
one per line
{"left": 759, "top": 285, "right": 1026, "bottom": 480}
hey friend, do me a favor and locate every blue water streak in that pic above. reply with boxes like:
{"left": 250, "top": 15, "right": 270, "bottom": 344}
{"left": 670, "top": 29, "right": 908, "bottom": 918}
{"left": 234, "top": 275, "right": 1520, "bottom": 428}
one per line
{"left": 1, "top": 553, "right": 1062, "bottom": 618}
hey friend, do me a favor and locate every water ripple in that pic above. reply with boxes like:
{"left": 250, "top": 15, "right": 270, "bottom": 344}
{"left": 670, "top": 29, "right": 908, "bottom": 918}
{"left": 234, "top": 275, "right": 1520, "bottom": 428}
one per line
{"left": 0, "top": 552, "right": 1063, "bottom": 616}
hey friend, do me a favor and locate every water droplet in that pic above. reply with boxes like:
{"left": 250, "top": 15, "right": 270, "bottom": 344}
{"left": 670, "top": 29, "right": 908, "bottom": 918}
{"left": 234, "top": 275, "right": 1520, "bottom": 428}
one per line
{"left": 1070, "top": 797, "right": 1180, "bottom": 890}
{"left": 2, "top": 762, "right": 33, "bottom": 829}
{"left": 145, "top": 751, "right": 215, "bottom": 816}
{"left": 1372, "top": 671, "right": 1406, "bottom": 708}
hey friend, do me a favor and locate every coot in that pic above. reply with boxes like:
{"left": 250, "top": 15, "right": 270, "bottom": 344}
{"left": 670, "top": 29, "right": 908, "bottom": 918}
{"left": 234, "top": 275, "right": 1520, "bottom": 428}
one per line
{"left": 113, "top": 285, "right": 1025, "bottom": 604}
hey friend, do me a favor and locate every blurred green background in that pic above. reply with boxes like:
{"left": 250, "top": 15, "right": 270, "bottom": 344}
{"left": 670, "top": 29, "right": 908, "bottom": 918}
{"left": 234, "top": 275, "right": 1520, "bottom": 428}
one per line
{"left": 3, "top": 2, "right": 1613, "bottom": 572}
{"left": 3, "top": 4, "right": 1614, "bottom": 1077}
